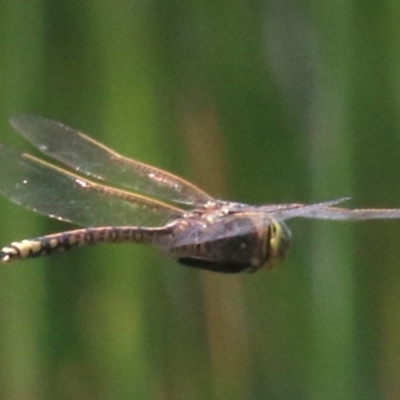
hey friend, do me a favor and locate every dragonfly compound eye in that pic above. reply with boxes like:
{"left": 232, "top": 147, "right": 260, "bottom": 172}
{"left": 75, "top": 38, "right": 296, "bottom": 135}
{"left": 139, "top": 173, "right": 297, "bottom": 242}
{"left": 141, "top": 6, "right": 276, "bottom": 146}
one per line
{"left": 265, "top": 221, "right": 292, "bottom": 270}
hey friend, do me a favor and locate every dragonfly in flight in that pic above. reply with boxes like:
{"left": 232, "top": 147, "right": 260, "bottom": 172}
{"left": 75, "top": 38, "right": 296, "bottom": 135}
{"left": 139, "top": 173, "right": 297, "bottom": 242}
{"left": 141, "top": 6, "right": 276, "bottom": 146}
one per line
{"left": 1, "top": 115, "right": 400, "bottom": 273}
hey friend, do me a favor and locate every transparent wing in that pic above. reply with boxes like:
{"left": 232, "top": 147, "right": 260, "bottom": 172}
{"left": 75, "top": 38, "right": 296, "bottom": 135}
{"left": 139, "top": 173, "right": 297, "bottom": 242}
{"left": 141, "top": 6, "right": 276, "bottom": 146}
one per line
{"left": 258, "top": 198, "right": 351, "bottom": 220}
{"left": 289, "top": 206, "right": 400, "bottom": 220}
{"left": 0, "top": 145, "right": 184, "bottom": 227}
{"left": 259, "top": 198, "right": 400, "bottom": 221}
{"left": 10, "top": 115, "right": 213, "bottom": 206}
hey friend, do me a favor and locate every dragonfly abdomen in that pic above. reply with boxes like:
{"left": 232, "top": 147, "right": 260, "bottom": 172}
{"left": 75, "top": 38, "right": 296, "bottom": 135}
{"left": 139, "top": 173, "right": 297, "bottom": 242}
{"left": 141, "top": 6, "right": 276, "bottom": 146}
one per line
{"left": 0, "top": 226, "right": 172, "bottom": 262}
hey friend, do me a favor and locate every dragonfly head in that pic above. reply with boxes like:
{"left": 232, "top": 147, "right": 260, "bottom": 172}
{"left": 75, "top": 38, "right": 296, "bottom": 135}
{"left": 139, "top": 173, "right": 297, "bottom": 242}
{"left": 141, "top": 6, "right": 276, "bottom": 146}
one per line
{"left": 264, "top": 221, "right": 292, "bottom": 270}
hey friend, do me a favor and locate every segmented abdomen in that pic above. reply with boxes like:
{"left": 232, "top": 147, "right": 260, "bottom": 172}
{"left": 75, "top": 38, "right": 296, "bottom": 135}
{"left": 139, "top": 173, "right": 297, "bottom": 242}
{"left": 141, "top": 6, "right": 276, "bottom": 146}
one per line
{"left": 0, "top": 226, "right": 171, "bottom": 262}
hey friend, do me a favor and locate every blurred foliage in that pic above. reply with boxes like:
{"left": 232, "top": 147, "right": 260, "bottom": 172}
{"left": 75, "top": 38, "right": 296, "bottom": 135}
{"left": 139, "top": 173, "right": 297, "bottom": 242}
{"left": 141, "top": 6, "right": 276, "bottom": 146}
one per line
{"left": 0, "top": 1, "right": 400, "bottom": 399}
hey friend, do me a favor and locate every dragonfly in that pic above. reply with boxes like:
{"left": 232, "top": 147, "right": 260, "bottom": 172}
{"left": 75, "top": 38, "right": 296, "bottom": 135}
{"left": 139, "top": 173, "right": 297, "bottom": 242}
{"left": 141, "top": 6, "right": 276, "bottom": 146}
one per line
{"left": 1, "top": 116, "right": 400, "bottom": 273}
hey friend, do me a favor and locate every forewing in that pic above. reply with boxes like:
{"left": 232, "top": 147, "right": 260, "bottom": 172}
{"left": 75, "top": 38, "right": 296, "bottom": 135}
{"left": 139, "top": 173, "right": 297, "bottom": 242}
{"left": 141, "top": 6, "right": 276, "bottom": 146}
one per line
{"left": 0, "top": 145, "right": 184, "bottom": 227}
{"left": 258, "top": 198, "right": 351, "bottom": 221}
{"left": 10, "top": 115, "right": 213, "bottom": 206}
{"left": 259, "top": 198, "right": 400, "bottom": 221}
{"left": 290, "top": 206, "right": 400, "bottom": 220}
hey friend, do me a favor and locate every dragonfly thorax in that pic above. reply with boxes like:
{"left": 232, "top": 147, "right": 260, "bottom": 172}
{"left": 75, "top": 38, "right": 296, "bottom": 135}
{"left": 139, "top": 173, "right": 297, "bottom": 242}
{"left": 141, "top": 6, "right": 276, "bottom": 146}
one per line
{"left": 165, "top": 207, "right": 292, "bottom": 273}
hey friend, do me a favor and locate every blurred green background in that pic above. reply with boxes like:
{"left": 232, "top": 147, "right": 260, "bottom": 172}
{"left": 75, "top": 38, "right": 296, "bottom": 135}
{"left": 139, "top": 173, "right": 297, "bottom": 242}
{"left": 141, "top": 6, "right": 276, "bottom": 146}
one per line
{"left": 0, "top": 1, "right": 400, "bottom": 399}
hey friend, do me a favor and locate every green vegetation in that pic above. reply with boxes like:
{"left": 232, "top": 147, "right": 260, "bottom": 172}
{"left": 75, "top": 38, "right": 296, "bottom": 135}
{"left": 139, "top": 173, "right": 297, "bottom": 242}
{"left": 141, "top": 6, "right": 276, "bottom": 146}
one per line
{"left": 0, "top": 1, "right": 400, "bottom": 399}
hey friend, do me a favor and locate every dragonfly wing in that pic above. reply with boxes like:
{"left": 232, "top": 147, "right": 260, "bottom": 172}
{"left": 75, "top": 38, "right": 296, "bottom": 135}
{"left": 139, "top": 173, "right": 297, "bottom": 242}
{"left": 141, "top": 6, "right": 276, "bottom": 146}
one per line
{"left": 259, "top": 197, "right": 400, "bottom": 221}
{"left": 0, "top": 145, "right": 184, "bottom": 227}
{"left": 10, "top": 115, "right": 213, "bottom": 206}
{"left": 290, "top": 206, "right": 400, "bottom": 220}
{"left": 258, "top": 198, "right": 351, "bottom": 221}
